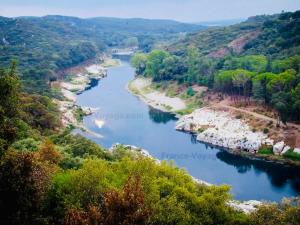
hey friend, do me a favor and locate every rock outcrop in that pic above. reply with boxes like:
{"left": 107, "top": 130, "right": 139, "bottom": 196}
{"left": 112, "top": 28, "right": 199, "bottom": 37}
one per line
{"left": 176, "top": 108, "right": 269, "bottom": 152}
{"left": 281, "top": 146, "right": 291, "bottom": 155}
{"left": 294, "top": 148, "right": 300, "bottom": 154}
{"left": 273, "top": 141, "right": 285, "bottom": 155}
{"left": 228, "top": 200, "right": 262, "bottom": 214}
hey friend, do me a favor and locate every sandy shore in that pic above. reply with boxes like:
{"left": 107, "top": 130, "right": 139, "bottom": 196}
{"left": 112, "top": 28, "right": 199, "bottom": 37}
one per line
{"left": 128, "top": 77, "right": 186, "bottom": 113}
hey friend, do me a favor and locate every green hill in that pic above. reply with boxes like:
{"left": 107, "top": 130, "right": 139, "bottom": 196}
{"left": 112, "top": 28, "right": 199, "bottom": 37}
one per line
{"left": 0, "top": 15, "right": 204, "bottom": 95}
{"left": 131, "top": 10, "right": 300, "bottom": 122}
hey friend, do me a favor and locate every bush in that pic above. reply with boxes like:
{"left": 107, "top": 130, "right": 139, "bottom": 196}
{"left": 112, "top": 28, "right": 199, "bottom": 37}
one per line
{"left": 283, "top": 150, "right": 300, "bottom": 161}
{"left": 236, "top": 114, "right": 243, "bottom": 119}
{"left": 263, "top": 128, "right": 269, "bottom": 134}
{"left": 258, "top": 148, "right": 273, "bottom": 155}
{"left": 11, "top": 138, "right": 41, "bottom": 152}
{"left": 186, "top": 87, "right": 195, "bottom": 97}
{"left": 198, "top": 127, "right": 206, "bottom": 133}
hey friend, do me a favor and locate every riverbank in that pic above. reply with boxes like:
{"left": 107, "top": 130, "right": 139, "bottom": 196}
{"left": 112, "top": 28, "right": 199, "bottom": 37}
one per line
{"left": 54, "top": 57, "right": 120, "bottom": 135}
{"left": 176, "top": 108, "right": 300, "bottom": 166}
{"left": 127, "top": 77, "right": 186, "bottom": 113}
{"left": 110, "top": 143, "right": 262, "bottom": 214}
{"left": 75, "top": 59, "right": 300, "bottom": 202}
{"left": 127, "top": 77, "right": 300, "bottom": 166}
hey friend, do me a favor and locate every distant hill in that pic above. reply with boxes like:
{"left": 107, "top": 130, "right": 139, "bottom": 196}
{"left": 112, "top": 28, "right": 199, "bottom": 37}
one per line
{"left": 131, "top": 11, "right": 300, "bottom": 122}
{"left": 0, "top": 15, "right": 205, "bottom": 95}
{"left": 168, "top": 11, "right": 300, "bottom": 59}
{"left": 196, "top": 18, "right": 246, "bottom": 27}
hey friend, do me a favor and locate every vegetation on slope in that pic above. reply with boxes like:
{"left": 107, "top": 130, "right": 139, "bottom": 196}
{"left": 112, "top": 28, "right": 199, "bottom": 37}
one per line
{"left": 1, "top": 10, "right": 300, "bottom": 224}
{"left": 131, "top": 11, "right": 300, "bottom": 123}
{"left": 0, "top": 62, "right": 299, "bottom": 225}
{"left": 0, "top": 15, "right": 204, "bottom": 96}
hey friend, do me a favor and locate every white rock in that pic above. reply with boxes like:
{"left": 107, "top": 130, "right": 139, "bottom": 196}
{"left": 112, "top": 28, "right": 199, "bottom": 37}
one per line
{"left": 176, "top": 108, "right": 269, "bottom": 152}
{"left": 273, "top": 141, "right": 285, "bottom": 155}
{"left": 281, "top": 146, "right": 291, "bottom": 155}
{"left": 294, "top": 148, "right": 300, "bottom": 154}
{"left": 228, "top": 200, "right": 262, "bottom": 214}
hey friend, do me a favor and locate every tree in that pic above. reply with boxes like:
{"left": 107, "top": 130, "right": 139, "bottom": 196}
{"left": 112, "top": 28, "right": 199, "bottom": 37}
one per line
{"left": 0, "top": 150, "right": 55, "bottom": 225}
{"left": 186, "top": 87, "right": 195, "bottom": 97}
{"left": 271, "top": 92, "right": 291, "bottom": 125}
{"left": 214, "top": 70, "right": 234, "bottom": 94}
{"left": 36, "top": 139, "right": 62, "bottom": 165}
{"left": 64, "top": 176, "right": 151, "bottom": 225}
{"left": 0, "top": 61, "right": 21, "bottom": 151}
{"left": 145, "top": 50, "right": 170, "bottom": 81}
{"left": 232, "top": 70, "right": 252, "bottom": 101}
{"left": 131, "top": 53, "right": 148, "bottom": 75}
{"left": 187, "top": 47, "right": 201, "bottom": 84}
{"left": 252, "top": 73, "right": 276, "bottom": 104}
{"left": 249, "top": 198, "right": 300, "bottom": 225}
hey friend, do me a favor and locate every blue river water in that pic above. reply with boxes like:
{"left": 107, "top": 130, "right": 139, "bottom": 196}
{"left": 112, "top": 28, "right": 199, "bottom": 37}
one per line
{"left": 76, "top": 60, "right": 300, "bottom": 202}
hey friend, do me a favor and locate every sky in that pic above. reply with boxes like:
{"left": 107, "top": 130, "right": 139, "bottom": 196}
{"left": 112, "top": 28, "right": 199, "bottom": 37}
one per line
{"left": 0, "top": 0, "right": 299, "bottom": 22}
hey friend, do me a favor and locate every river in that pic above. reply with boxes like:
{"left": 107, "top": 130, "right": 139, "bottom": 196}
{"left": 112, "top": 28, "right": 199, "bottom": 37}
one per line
{"left": 76, "top": 60, "right": 300, "bottom": 202}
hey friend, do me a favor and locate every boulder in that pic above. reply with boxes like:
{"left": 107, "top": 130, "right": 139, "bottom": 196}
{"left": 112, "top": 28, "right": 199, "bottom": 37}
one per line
{"left": 294, "top": 148, "right": 300, "bottom": 154}
{"left": 281, "top": 146, "right": 291, "bottom": 155}
{"left": 273, "top": 141, "right": 285, "bottom": 155}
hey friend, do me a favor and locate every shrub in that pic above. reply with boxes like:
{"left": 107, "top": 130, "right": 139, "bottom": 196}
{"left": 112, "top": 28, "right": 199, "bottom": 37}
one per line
{"left": 198, "top": 127, "right": 206, "bottom": 133}
{"left": 235, "top": 114, "right": 243, "bottom": 119}
{"left": 283, "top": 150, "right": 300, "bottom": 161}
{"left": 263, "top": 128, "right": 269, "bottom": 134}
{"left": 11, "top": 138, "right": 41, "bottom": 152}
{"left": 258, "top": 148, "right": 273, "bottom": 155}
{"left": 186, "top": 87, "right": 195, "bottom": 97}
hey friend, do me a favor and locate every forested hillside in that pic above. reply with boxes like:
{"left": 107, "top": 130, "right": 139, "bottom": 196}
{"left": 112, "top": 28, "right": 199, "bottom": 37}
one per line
{"left": 0, "top": 15, "right": 204, "bottom": 95}
{"left": 131, "top": 10, "right": 300, "bottom": 122}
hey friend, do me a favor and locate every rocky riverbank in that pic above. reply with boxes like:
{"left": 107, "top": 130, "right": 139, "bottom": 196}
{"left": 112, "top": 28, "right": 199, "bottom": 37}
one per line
{"left": 55, "top": 58, "right": 120, "bottom": 132}
{"left": 127, "top": 77, "right": 300, "bottom": 164}
{"left": 176, "top": 108, "right": 300, "bottom": 163}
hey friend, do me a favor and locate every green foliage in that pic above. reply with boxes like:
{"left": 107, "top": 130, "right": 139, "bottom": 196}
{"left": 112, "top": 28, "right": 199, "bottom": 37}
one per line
{"left": 249, "top": 198, "right": 300, "bottom": 225}
{"left": 186, "top": 87, "right": 195, "bottom": 97}
{"left": 11, "top": 138, "right": 41, "bottom": 152}
{"left": 0, "top": 61, "right": 21, "bottom": 148}
{"left": 49, "top": 157, "right": 245, "bottom": 224}
{"left": 130, "top": 11, "right": 300, "bottom": 122}
{"left": 224, "top": 55, "right": 268, "bottom": 73}
{"left": 0, "top": 150, "right": 57, "bottom": 225}
{"left": 20, "top": 94, "right": 60, "bottom": 135}
{"left": 283, "top": 150, "right": 300, "bottom": 161}
{"left": 73, "top": 107, "right": 85, "bottom": 123}
{"left": 131, "top": 53, "right": 148, "bottom": 75}
{"left": 214, "top": 69, "right": 254, "bottom": 97}
{"left": 0, "top": 16, "right": 203, "bottom": 95}
{"left": 50, "top": 132, "right": 111, "bottom": 169}
{"left": 145, "top": 50, "right": 171, "bottom": 81}
{"left": 263, "top": 128, "right": 269, "bottom": 134}
{"left": 258, "top": 148, "right": 273, "bottom": 155}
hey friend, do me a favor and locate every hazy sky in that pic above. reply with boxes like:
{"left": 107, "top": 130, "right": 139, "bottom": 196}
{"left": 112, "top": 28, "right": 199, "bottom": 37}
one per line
{"left": 0, "top": 0, "right": 299, "bottom": 22}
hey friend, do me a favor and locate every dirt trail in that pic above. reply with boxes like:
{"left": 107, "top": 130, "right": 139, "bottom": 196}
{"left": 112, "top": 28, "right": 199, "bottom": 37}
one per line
{"left": 213, "top": 101, "right": 300, "bottom": 147}
{"left": 215, "top": 102, "right": 300, "bottom": 129}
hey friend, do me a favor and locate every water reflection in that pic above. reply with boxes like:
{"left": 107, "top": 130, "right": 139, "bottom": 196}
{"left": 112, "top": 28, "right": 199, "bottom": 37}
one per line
{"left": 216, "top": 151, "right": 300, "bottom": 190}
{"left": 76, "top": 60, "right": 300, "bottom": 201}
{"left": 148, "top": 107, "right": 177, "bottom": 124}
